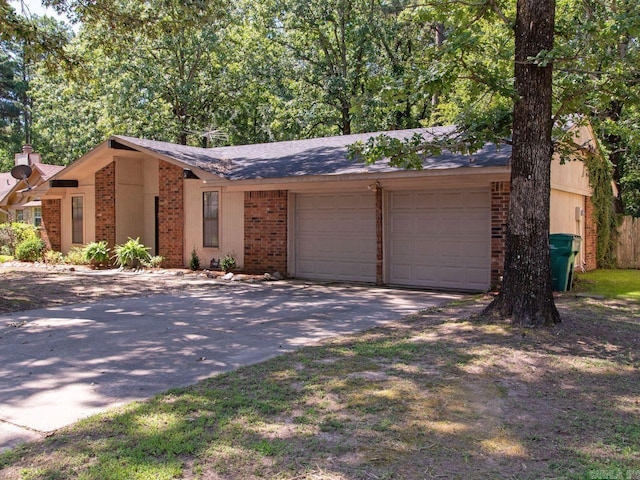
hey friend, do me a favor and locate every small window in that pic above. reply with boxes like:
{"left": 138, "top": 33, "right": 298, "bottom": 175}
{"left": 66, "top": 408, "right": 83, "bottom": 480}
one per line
{"left": 33, "top": 207, "right": 42, "bottom": 228}
{"left": 72, "top": 196, "right": 83, "bottom": 244}
{"left": 203, "top": 191, "right": 219, "bottom": 248}
{"left": 15, "top": 210, "right": 24, "bottom": 222}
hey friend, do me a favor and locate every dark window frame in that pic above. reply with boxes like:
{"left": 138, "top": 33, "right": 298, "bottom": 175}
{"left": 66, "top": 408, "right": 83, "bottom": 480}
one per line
{"left": 203, "top": 191, "right": 219, "bottom": 248}
{"left": 71, "top": 196, "right": 83, "bottom": 244}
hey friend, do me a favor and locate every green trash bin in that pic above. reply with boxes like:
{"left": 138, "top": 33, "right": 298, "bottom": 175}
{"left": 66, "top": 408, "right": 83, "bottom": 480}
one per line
{"left": 549, "top": 234, "right": 582, "bottom": 291}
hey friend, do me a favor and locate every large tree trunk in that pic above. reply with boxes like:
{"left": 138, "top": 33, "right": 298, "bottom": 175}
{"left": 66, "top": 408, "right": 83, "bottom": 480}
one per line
{"left": 483, "top": 0, "right": 560, "bottom": 326}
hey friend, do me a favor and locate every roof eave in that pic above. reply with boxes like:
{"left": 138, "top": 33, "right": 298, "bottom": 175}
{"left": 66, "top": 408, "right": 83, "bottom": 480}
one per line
{"left": 202, "top": 164, "right": 512, "bottom": 187}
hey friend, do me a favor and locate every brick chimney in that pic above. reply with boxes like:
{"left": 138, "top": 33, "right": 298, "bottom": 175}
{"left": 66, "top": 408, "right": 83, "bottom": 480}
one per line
{"left": 14, "top": 145, "right": 41, "bottom": 166}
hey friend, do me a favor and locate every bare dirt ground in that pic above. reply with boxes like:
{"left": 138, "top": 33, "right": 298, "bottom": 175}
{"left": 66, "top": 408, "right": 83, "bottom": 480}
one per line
{"left": 0, "top": 261, "right": 256, "bottom": 314}
{"left": 1, "top": 261, "right": 639, "bottom": 479}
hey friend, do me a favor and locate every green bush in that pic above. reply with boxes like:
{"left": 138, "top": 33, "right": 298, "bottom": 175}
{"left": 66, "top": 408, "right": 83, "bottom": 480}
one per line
{"left": 44, "top": 250, "right": 65, "bottom": 264}
{"left": 0, "top": 222, "right": 38, "bottom": 255}
{"left": 220, "top": 254, "right": 236, "bottom": 273}
{"left": 65, "top": 246, "right": 88, "bottom": 265}
{"left": 15, "top": 238, "right": 45, "bottom": 262}
{"left": 189, "top": 248, "right": 200, "bottom": 271}
{"left": 83, "top": 241, "right": 111, "bottom": 267}
{"left": 113, "top": 237, "right": 150, "bottom": 269}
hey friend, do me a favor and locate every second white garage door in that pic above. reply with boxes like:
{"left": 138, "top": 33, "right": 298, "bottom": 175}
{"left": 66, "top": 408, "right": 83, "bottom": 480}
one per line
{"left": 387, "top": 189, "right": 491, "bottom": 291}
{"left": 295, "top": 192, "right": 376, "bottom": 282}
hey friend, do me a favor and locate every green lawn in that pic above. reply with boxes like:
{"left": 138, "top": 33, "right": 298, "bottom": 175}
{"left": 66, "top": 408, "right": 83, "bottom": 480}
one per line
{"left": 574, "top": 269, "right": 640, "bottom": 301}
{"left": 0, "top": 255, "right": 13, "bottom": 263}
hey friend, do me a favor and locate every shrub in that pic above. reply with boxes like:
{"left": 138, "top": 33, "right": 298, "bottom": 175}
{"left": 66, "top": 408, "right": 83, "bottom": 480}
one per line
{"left": 66, "top": 246, "right": 88, "bottom": 265}
{"left": 44, "top": 250, "right": 65, "bottom": 264}
{"left": 220, "top": 254, "right": 236, "bottom": 273}
{"left": 142, "top": 255, "right": 164, "bottom": 268}
{"left": 0, "top": 222, "right": 38, "bottom": 255}
{"left": 189, "top": 248, "right": 200, "bottom": 271}
{"left": 83, "top": 241, "right": 111, "bottom": 267}
{"left": 113, "top": 237, "right": 150, "bottom": 269}
{"left": 15, "top": 238, "right": 45, "bottom": 262}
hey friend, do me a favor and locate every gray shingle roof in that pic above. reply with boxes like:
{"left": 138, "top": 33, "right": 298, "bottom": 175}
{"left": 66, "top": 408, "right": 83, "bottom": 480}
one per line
{"left": 114, "top": 127, "right": 511, "bottom": 181}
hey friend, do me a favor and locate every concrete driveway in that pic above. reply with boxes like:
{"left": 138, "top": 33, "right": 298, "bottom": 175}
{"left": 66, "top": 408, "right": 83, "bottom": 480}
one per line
{"left": 0, "top": 280, "right": 462, "bottom": 452}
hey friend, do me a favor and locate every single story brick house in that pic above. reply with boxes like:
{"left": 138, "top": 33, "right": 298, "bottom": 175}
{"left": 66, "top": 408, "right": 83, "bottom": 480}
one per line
{"left": 36, "top": 124, "right": 598, "bottom": 291}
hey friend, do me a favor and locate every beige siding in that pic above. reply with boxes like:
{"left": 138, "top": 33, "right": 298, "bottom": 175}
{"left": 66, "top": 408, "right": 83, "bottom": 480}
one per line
{"left": 143, "top": 158, "right": 159, "bottom": 254}
{"left": 183, "top": 181, "right": 245, "bottom": 269}
{"left": 220, "top": 191, "right": 245, "bottom": 268}
{"left": 115, "top": 157, "right": 145, "bottom": 245}
{"left": 550, "top": 189, "right": 587, "bottom": 269}
{"left": 550, "top": 155, "right": 590, "bottom": 195}
{"left": 60, "top": 180, "right": 96, "bottom": 253}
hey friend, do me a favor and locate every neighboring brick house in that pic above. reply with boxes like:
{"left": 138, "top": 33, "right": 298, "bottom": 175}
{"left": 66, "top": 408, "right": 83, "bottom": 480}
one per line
{"left": 0, "top": 145, "right": 64, "bottom": 228}
{"left": 36, "top": 125, "right": 599, "bottom": 291}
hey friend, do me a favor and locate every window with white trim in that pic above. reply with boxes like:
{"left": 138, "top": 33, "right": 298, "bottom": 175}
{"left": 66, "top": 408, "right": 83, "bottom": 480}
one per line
{"left": 33, "top": 207, "right": 42, "bottom": 228}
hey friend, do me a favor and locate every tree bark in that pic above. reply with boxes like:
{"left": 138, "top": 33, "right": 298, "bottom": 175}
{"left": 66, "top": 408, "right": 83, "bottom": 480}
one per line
{"left": 483, "top": 0, "right": 560, "bottom": 326}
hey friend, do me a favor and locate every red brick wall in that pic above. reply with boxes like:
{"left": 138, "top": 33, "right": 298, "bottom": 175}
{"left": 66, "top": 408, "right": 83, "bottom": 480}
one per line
{"left": 244, "top": 190, "right": 287, "bottom": 274}
{"left": 490, "top": 181, "right": 510, "bottom": 288}
{"left": 41, "top": 199, "right": 61, "bottom": 252}
{"left": 158, "top": 161, "right": 184, "bottom": 267}
{"left": 584, "top": 196, "right": 598, "bottom": 271}
{"left": 95, "top": 161, "right": 116, "bottom": 248}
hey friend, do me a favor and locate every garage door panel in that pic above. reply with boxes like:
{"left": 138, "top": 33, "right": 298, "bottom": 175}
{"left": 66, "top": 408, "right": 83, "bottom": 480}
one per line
{"left": 295, "top": 193, "right": 376, "bottom": 282}
{"left": 388, "top": 189, "right": 490, "bottom": 291}
{"left": 415, "top": 266, "right": 438, "bottom": 283}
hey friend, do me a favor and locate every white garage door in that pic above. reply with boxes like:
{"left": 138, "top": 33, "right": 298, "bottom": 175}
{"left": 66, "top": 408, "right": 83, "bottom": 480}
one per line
{"left": 295, "top": 193, "right": 376, "bottom": 282}
{"left": 388, "top": 189, "right": 490, "bottom": 291}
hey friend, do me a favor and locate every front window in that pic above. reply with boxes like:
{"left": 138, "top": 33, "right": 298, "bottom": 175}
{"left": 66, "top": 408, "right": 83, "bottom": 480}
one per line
{"left": 72, "top": 196, "right": 83, "bottom": 244}
{"left": 203, "top": 191, "right": 219, "bottom": 247}
{"left": 33, "top": 207, "right": 42, "bottom": 228}
{"left": 15, "top": 210, "right": 24, "bottom": 222}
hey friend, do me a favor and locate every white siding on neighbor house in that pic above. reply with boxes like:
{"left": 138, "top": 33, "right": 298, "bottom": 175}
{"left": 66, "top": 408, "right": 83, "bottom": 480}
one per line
{"left": 293, "top": 192, "right": 377, "bottom": 282}
{"left": 386, "top": 189, "right": 491, "bottom": 291}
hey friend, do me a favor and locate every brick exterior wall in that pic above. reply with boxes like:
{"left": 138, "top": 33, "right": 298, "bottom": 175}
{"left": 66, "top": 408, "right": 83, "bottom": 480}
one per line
{"left": 158, "top": 161, "right": 184, "bottom": 268}
{"left": 41, "top": 199, "right": 61, "bottom": 252}
{"left": 584, "top": 196, "right": 598, "bottom": 271}
{"left": 244, "top": 190, "right": 287, "bottom": 274}
{"left": 95, "top": 161, "right": 116, "bottom": 248}
{"left": 490, "top": 181, "right": 510, "bottom": 288}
